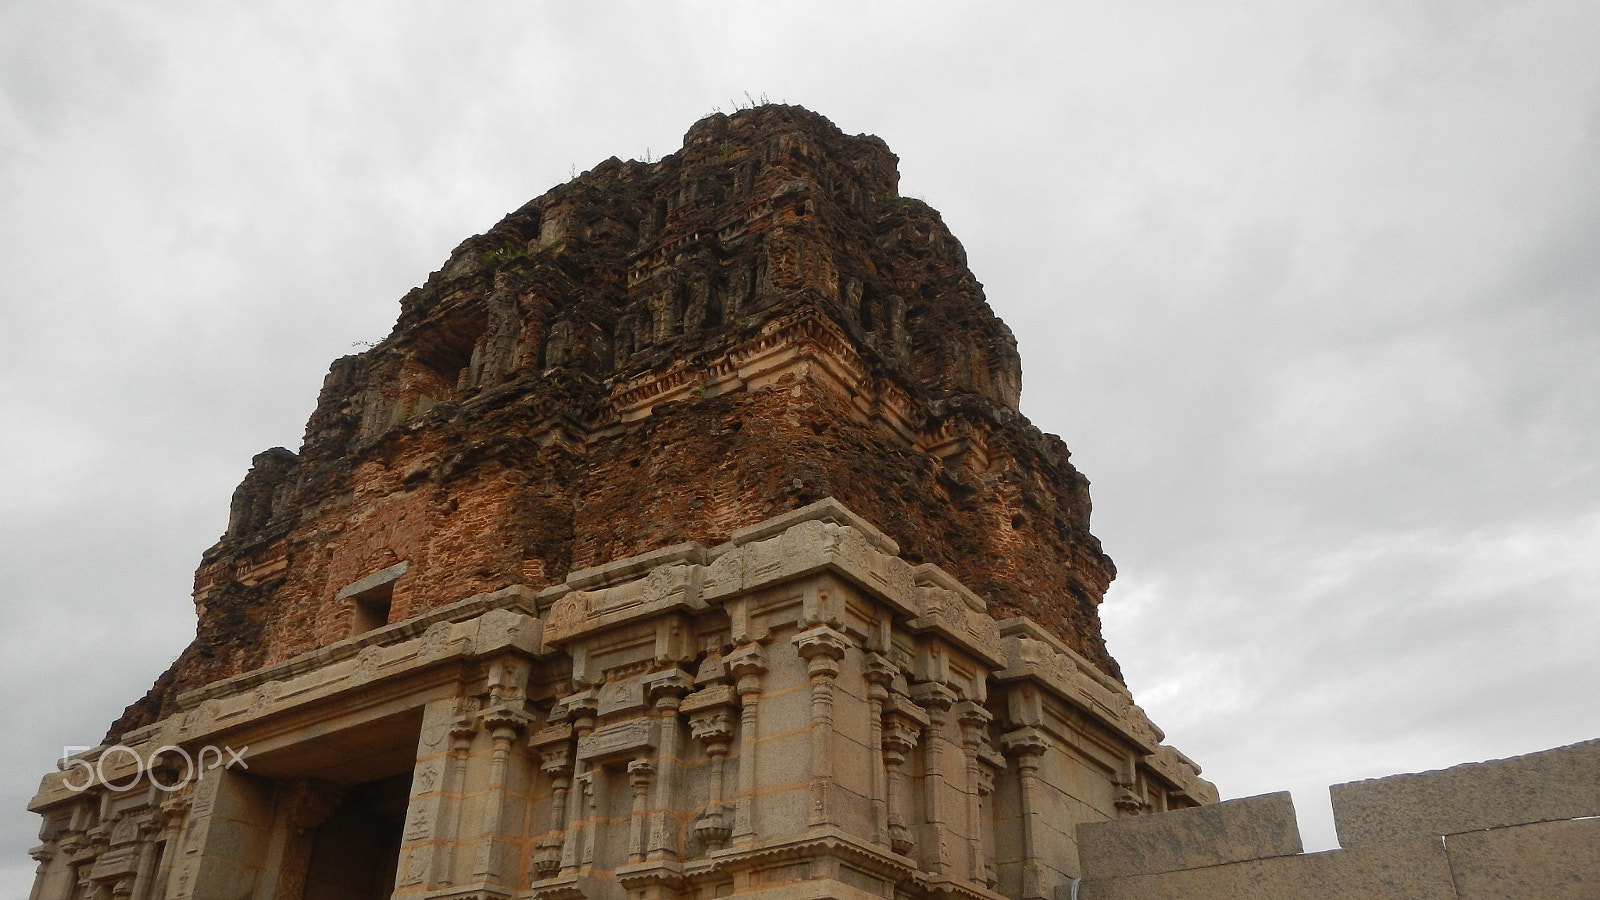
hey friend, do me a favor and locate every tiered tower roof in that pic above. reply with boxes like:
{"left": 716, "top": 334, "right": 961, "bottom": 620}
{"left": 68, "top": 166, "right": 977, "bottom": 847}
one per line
{"left": 110, "top": 105, "right": 1117, "bottom": 740}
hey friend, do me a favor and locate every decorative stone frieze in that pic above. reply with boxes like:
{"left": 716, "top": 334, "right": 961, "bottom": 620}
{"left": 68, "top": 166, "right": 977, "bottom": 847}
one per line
{"left": 36, "top": 498, "right": 1212, "bottom": 900}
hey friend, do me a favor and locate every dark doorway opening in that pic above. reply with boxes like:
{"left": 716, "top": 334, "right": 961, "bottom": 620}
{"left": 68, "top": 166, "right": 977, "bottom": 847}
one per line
{"left": 302, "top": 773, "right": 411, "bottom": 900}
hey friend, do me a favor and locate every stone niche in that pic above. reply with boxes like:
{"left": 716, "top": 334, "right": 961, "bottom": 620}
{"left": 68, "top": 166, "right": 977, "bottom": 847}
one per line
{"left": 28, "top": 499, "right": 1213, "bottom": 900}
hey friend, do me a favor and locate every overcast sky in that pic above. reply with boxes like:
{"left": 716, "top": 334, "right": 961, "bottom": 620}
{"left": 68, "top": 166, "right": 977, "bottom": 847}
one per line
{"left": 3, "top": 2, "right": 1599, "bottom": 893}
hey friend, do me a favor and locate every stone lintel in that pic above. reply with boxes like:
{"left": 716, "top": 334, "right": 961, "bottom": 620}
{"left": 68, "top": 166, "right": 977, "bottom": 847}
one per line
{"left": 902, "top": 566, "right": 1005, "bottom": 669}
{"left": 335, "top": 559, "right": 411, "bottom": 601}
{"left": 542, "top": 499, "right": 1007, "bottom": 660}
{"left": 577, "top": 718, "right": 658, "bottom": 763}
{"left": 30, "top": 607, "right": 538, "bottom": 809}
{"left": 544, "top": 564, "right": 707, "bottom": 645}
{"left": 681, "top": 683, "right": 738, "bottom": 714}
{"left": 529, "top": 723, "right": 574, "bottom": 749}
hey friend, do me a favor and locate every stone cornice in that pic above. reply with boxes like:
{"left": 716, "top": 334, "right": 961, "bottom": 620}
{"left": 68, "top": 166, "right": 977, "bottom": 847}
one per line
{"left": 34, "top": 497, "right": 1212, "bottom": 818}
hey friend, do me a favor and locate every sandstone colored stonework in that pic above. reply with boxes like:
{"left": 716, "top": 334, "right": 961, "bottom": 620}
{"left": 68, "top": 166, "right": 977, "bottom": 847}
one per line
{"left": 27, "top": 107, "right": 1214, "bottom": 900}
{"left": 29, "top": 499, "right": 1212, "bottom": 900}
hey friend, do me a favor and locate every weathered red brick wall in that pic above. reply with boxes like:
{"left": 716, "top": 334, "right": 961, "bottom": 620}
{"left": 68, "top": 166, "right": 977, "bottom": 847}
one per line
{"left": 107, "top": 105, "right": 1120, "bottom": 741}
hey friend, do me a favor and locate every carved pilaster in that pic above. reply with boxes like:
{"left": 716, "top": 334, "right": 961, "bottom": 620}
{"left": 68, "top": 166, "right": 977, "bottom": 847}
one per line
{"left": 434, "top": 707, "right": 480, "bottom": 886}
{"left": 84, "top": 819, "right": 110, "bottom": 865}
{"left": 682, "top": 684, "right": 737, "bottom": 851}
{"left": 957, "top": 700, "right": 997, "bottom": 887}
{"left": 1002, "top": 726, "right": 1051, "bottom": 900}
{"left": 1113, "top": 757, "right": 1150, "bottom": 815}
{"left": 863, "top": 653, "right": 897, "bottom": 847}
{"left": 627, "top": 759, "right": 655, "bottom": 863}
{"left": 573, "top": 770, "right": 599, "bottom": 873}
{"left": 911, "top": 681, "right": 958, "bottom": 874}
{"left": 530, "top": 723, "right": 574, "bottom": 880}
{"left": 881, "top": 695, "right": 929, "bottom": 857}
{"left": 150, "top": 787, "right": 191, "bottom": 900}
{"left": 644, "top": 668, "right": 694, "bottom": 861}
{"left": 122, "top": 817, "right": 161, "bottom": 900}
{"left": 28, "top": 842, "right": 55, "bottom": 900}
{"left": 559, "top": 691, "right": 599, "bottom": 875}
{"left": 472, "top": 688, "right": 535, "bottom": 886}
{"left": 726, "top": 642, "right": 767, "bottom": 844}
{"left": 793, "top": 626, "right": 851, "bottom": 827}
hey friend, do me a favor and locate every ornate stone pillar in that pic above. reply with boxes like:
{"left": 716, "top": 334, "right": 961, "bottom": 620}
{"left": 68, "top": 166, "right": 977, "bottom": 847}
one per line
{"left": 576, "top": 770, "right": 599, "bottom": 871}
{"left": 912, "top": 682, "right": 957, "bottom": 874}
{"left": 529, "top": 723, "right": 574, "bottom": 880}
{"left": 559, "top": 691, "right": 599, "bottom": 876}
{"left": 793, "top": 626, "right": 850, "bottom": 827}
{"left": 881, "top": 695, "right": 928, "bottom": 857}
{"left": 27, "top": 842, "right": 54, "bottom": 900}
{"left": 956, "top": 700, "right": 996, "bottom": 887}
{"left": 471, "top": 657, "right": 535, "bottom": 886}
{"left": 434, "top": 708, "right": 479, "bottom": 886}
{"left": 472, "top": 707, "right": 532, "bottom": 884}
{"left": 726, "top": 642, "right": 767, "bottom": 845}
{"left": 863, "top": 653, "right": 897, "bottom": 847}
{"left": 1113, "top": 757, "right": 1149, "bottom": 816}
{"left": 627, "top": 759, "right": 655, "bottom": 863}
{"left": 644, "top": 668, "right": 694, "bottom": 861}
{"left": 149, "top": 784, "right": 191, "bottom": 900}
{"left": 128, "top": 816, "right": 164, "bottom": 900}
{"left": 682, "top": 685, "right": 737, "bottom": 851}
{"left": 975, "top": 761, "right": 999, "bottom": 887}
{"left": 1002, "top": 726, "right": 1050, "bottom": 900}
{"left": 75, "top": 862, "right": 95, "bottom": 900}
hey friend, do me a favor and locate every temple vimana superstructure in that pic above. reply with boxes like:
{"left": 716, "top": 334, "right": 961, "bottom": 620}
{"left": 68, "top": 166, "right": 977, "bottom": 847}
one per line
{"left": 30, "top": 105, "right": 1595, "bottom": 900}
{"left": 28, "top": 104, "right": 1210, "bottom": 900}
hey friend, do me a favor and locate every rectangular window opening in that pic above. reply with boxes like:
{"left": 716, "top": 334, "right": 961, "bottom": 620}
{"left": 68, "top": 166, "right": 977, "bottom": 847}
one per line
{"left": 352, "top": 585, "right": 393, "bottom": 635}
{"left": 336, "top": 561, "right": 409, "bottom": 637}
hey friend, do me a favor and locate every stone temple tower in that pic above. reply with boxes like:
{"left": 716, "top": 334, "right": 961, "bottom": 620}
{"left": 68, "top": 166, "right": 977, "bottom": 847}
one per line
{"left": 28, "top": 105, "right": 1214, "bottom": 900}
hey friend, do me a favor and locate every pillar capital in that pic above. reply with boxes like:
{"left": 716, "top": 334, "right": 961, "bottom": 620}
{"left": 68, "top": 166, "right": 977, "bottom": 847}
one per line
{"left": 480, "top": 704, "right": 535, "bottom": 737}
{"left": 956, "top": 698, "right": 993, "bottom": 735}
{"left": 726, "top": 642, "right": 768, "bottom": 695}
{"left": 793, "top": 625, "right": 851, "bottom": 660}
{"left": 644, "top": 667, "right": 696, "bottom": 704}
{"left": 911, "top": 681, "right": 958, "bottom": 716}
{"left": 1001, "top": 725, "right": 1050, "bottom": 760}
